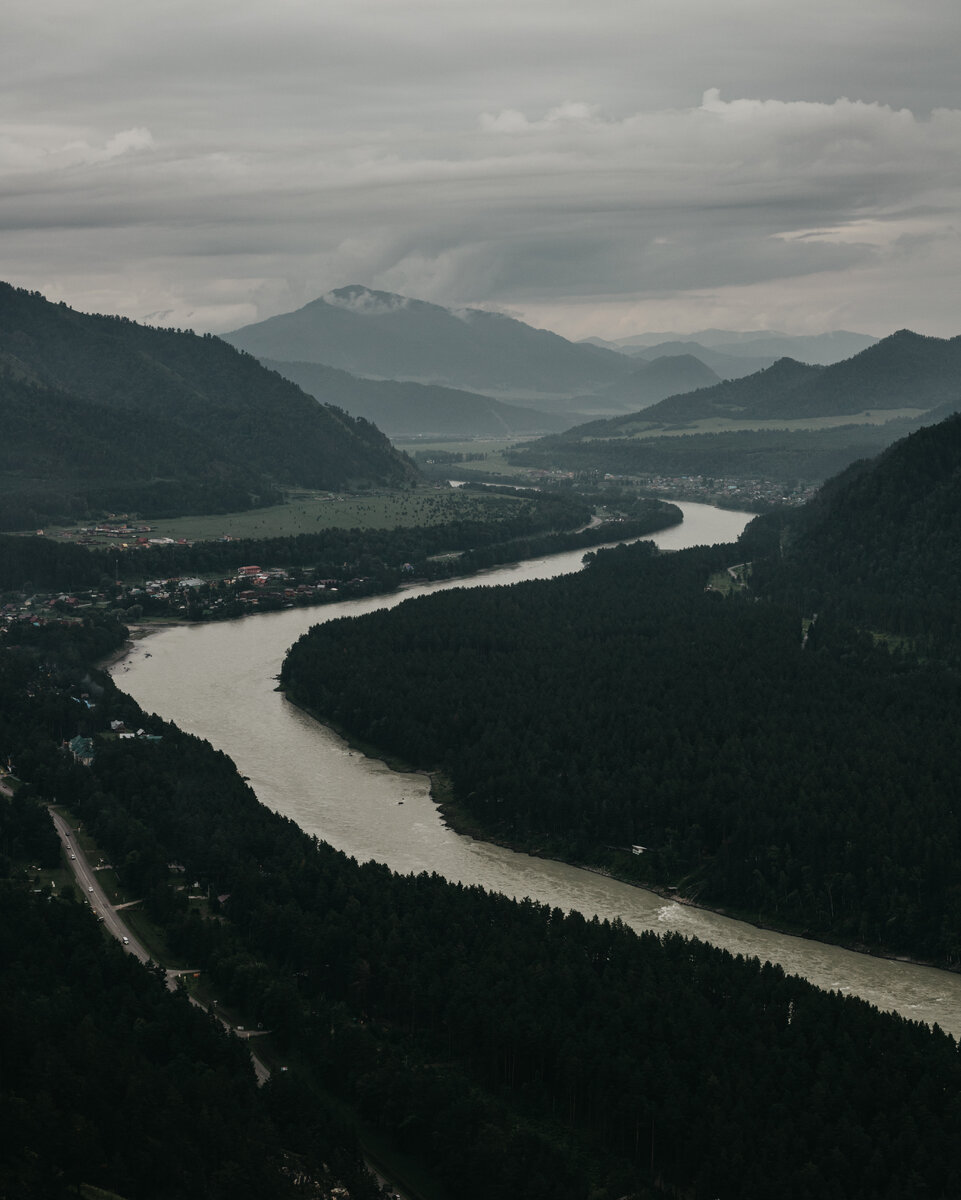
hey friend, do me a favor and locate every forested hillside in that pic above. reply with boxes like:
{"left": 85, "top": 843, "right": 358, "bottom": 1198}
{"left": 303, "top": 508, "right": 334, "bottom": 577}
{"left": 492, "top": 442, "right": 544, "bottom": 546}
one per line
{"left": 0, "top": 621, "right": 376, "bottom": 1200}
{"left": 748, "top": 411, "right": 961, "bottom": 651}
{"left": 635, "top": 329, "right": 961, "bottom": 423}
{"left": 0, "top": 891, "right": 380, "bottom": 1200}
{"left": 509, "top": 424, "right": 898, "bottom": 486}
{"left": 1, "top": 372, "right": 271, "bottom": 529}
{"left": 0, "top": 283, "right": 416, "bottom": 528}
{"left": 4, "top": 615, "right": 961, "bottom": 1199}
{"left": 281, "top": 411, "right": 961, "bottom": 965}
{"left": 510, "top": 329, "right": 961, "bottom": 488}
{"left": 281, "top": 540, "right": 961, "bottom": 963}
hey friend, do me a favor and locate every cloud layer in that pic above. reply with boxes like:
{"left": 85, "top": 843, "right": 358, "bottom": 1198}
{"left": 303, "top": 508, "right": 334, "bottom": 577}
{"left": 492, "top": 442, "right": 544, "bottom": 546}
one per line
{"left": 3, "top": 0, "right": 961, "bottom": 337}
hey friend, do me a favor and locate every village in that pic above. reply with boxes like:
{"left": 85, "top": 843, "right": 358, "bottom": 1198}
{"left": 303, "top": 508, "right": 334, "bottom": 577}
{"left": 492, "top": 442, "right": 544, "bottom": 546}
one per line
{"left": 0, "top": 561, "right": 385, "bottom": 636}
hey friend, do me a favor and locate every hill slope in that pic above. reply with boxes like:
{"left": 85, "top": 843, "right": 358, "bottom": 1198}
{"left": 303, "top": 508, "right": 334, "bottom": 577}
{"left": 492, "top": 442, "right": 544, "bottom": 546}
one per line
{"left": 508, "top": 330, "right": 961, "bottom": 488}
{"left": 630, "top": 340, "right": 777, "bottom": 379}
{"left": 224, "top": 285, "right": 632, "bottom": 397}
{"left": 635, "top": 330, "right": 961, "bottom": 425}
{"left": 0, "top": 284, "right": 415, "bottom": 528}
{"left": 590, "top": 353, "right": 722, "bottom": 408}
{"left": 281, "top": 411, "right": 961, "bottom": 964}
{"left": 593, "top": 328, "right": 877, "bottom": 362}
{"left": 750, "top": 410, "right": 961, "bottom": 649}
{"left": 260, "top": 358, "right": 575, "bottom": 437}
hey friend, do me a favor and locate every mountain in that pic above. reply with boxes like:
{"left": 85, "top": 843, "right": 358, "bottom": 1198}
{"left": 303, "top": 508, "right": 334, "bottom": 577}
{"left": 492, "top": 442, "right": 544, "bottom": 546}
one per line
{"left": 507, "top": 330, "right": 961, "bottom": 488}
{"left": 712, "top": 330, "right": 878, "bottom": 364}
{"left": 750, "top": 409, "right": 961, "bottom": 651}
{"left": 589, "top": 328, "right": 877, "bottom": 363}
{"left": 589, "top": 353, "right": 722, "bottom": 407}
{"left": 635, "top": 330, "right": 961, "bottom": 425}
{"left": 0, "top": 283, "right": 416, "bottom": 529}
{"left": 224, "top": 285, "right": 633, "bottom": 397}
{"left": 259, "top": 358, "right": 576, "bottom": 438}
{"left": 638, "top": 357, "right": 821, "bottom": 424}
{"left": 630, "top": 340, "right": 778, "bottom": 380}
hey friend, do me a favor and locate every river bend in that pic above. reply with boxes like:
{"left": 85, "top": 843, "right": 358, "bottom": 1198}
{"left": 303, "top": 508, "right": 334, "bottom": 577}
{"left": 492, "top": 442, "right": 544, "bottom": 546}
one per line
{"left": 111, "top": 502, "right": 961, "bottom": 1037}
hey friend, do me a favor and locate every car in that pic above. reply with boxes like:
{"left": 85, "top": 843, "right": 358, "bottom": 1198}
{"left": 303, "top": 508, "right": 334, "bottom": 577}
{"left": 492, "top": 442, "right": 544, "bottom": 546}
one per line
{"left": 122, "top": 937, "right": 129, "bottom": 945}
{"left": 70, "top": 853, "right": 76, "bottom": 860}
{"left": 88, "top": 886, "right": 94, "bottom": 892}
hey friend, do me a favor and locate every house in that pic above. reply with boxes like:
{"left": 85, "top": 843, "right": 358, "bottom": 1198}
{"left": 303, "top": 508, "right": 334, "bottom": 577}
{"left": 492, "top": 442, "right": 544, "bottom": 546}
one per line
{"left": 67, "top": 735, "right": 95, "bottom": 766}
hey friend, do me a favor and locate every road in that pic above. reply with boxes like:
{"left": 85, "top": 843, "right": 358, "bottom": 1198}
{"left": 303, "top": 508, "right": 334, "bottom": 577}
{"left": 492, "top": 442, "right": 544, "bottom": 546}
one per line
{"left": 49, "top": 807, "right": 271, "bottom": 1083}
{"left": 49, "top": 808, "right": 150, "bottom": 960}
{"left": 49, "top": 808, "right": 407, "bottom": 1187}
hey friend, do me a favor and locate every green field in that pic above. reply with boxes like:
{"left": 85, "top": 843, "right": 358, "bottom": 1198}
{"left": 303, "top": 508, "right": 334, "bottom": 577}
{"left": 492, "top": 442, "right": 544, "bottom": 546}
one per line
{"left": 46, "top": 485, "right": 536, "bottom": 547}
{"left": 617, "top": 408, "right": 929, "bottom": 440}
{"left": 394, "top": 435, "right": 530, "bottom": 457}
{"left": 398, "top": 435, "right": 544, "bottom": 480}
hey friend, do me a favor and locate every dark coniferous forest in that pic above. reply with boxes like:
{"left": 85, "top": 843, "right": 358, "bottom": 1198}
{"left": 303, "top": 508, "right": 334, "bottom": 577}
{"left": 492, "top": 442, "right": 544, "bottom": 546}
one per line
{"left": 749, "top": 410, "right": 961, "bottom": 649}
{"left": 4, "top": 613, "right": 961, "bottom": 1199}
{"left": 5, "top": 351, "right": 961, "bottom": 1195}
{"left": 0, "top": 283, "right": 416, "bottom": 528}
{"left": 282, "top": 410, "right": 961, "bottom": 965}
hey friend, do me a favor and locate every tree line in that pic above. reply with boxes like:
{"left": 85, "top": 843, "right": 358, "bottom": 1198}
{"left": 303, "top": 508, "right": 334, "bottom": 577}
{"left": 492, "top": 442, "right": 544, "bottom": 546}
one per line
{"left": 0, "top": 493, "right": 680, "bottom": 603}
{"left": 281, "top": 536, "right": 961, "bottom": 965}
{"left": 4, "top": 613, "right": 961, "bottom": 1198}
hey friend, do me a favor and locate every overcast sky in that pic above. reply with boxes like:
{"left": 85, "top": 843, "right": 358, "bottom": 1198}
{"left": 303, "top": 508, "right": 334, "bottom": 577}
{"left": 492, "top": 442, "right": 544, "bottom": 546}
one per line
{"left": 3, "top": 0, "right": 961, "bottom": 340}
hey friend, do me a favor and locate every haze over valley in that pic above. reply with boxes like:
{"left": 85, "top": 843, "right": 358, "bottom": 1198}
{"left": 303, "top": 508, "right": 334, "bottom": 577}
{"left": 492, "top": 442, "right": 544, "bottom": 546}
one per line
{"left": 5, "top": 2, "right": 961, "bottom": 1198}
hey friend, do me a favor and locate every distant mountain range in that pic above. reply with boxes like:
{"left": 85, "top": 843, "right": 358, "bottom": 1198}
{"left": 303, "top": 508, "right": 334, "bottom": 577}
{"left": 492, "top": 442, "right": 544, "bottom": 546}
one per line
{"left": 227, "top": 289, "right": 882, "bottom": 434}
{"left": 636, "top": 330, "right": 961, "bottom": 425}
{"left": 585, "top": 328, "right": 878, "bottom": 364}
{"left": 0, "top": 284, "right": 415, "bottom": 529}
{"left": 259, "top": 358, "right": 575, "bottom": 438}
{"left": 628, "top": 341, "right": 779, "bottom": 381}
{"left": 225, "top": 285, "right": 633, "bottom": 398}
{"left": 586, "top": 353, "right": 722, "bottom": 408}
{"left": 5, "top": 276, "right": 943, "bottom": 527}
{"left": 559, "top": 330, "right": 961, "bottom": 435}
{"left": 508, "top": 329, "right": 961, "bottom": 488}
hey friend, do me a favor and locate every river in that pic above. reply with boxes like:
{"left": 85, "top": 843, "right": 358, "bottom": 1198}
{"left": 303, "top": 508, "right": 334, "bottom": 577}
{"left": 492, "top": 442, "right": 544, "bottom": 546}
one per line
{"left": 111, "top": 501, "right": 961, "bottom": 1037}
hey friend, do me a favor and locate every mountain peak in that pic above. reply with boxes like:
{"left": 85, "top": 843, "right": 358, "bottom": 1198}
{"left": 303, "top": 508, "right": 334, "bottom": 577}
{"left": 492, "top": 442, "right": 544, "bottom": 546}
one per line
{"left": 226, "top": 287, "right": 632, "bottom": 396}
{"left": 322, "top": 285, "right": 415, "bottom": 316}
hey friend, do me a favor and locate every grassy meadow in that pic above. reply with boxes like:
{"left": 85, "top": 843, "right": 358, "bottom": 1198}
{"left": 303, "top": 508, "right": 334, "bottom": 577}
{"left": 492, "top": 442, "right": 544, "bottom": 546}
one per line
{"left": 47, "top": 485, "right": 536, "bottom": 547}
{"left": 614, "top": 408, "right": 929, "bottom": 440}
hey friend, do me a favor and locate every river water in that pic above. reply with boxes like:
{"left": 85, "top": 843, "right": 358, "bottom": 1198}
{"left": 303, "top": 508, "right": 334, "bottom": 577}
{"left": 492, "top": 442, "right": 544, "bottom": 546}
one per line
{"left": 111, "top": 502, "right": 961, "bottom": 1037}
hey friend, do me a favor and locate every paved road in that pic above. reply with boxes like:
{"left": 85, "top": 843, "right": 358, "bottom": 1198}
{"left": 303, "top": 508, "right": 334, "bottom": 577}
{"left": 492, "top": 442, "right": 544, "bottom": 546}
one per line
{"left": 49, "top": 809, "right": 151, "bottom": 961}
{"left": 49, "top": 808, "right": 400, "bottom": 1183}
{"left": 49, "top": 807, "right": 271, "bottom": 1083}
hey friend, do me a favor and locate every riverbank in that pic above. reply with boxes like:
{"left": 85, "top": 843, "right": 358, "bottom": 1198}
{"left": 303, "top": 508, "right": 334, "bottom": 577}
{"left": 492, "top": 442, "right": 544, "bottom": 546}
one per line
{"left": 113, "top": 503, "right": 961, "bottom": 1035}
{"left": 106, "top": 523, "right": 959, "bottom": 986}
{"left": 428, "top": 772, "right": 958, "bottom": 979}
{"left": 96, "top": 622, "right": 165, "bottom": 669}
{"left": 276, "top": 687, "right": 957, "bottom": 982}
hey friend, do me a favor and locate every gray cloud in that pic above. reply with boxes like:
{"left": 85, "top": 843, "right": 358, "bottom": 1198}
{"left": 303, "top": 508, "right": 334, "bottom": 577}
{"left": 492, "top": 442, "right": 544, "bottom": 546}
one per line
{"left": 2, "top": 0, "right": 961, "bottom": 337}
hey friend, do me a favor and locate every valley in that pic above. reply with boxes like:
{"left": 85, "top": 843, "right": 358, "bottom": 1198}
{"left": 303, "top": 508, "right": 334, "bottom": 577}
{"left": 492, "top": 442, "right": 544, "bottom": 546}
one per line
{"left": 110, "top": 503, "right": 961, "bottom": 1038}
{"left": 4, "top": 282, "right": 961, "bottom": 1200}
{"left": 9, "top": 4, "right": 961, "bottom": 1195}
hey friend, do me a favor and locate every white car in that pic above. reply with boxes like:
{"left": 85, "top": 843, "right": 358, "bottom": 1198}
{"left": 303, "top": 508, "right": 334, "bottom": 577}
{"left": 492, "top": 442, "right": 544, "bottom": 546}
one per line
{"left": 122, "top": 937, "right": 129, "bottom": 945}
{"left": 70, "top": 853, "right": 76, "bottom": 860}
{"left": 88, "top": 886, "right": 94, "bottom": 893}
